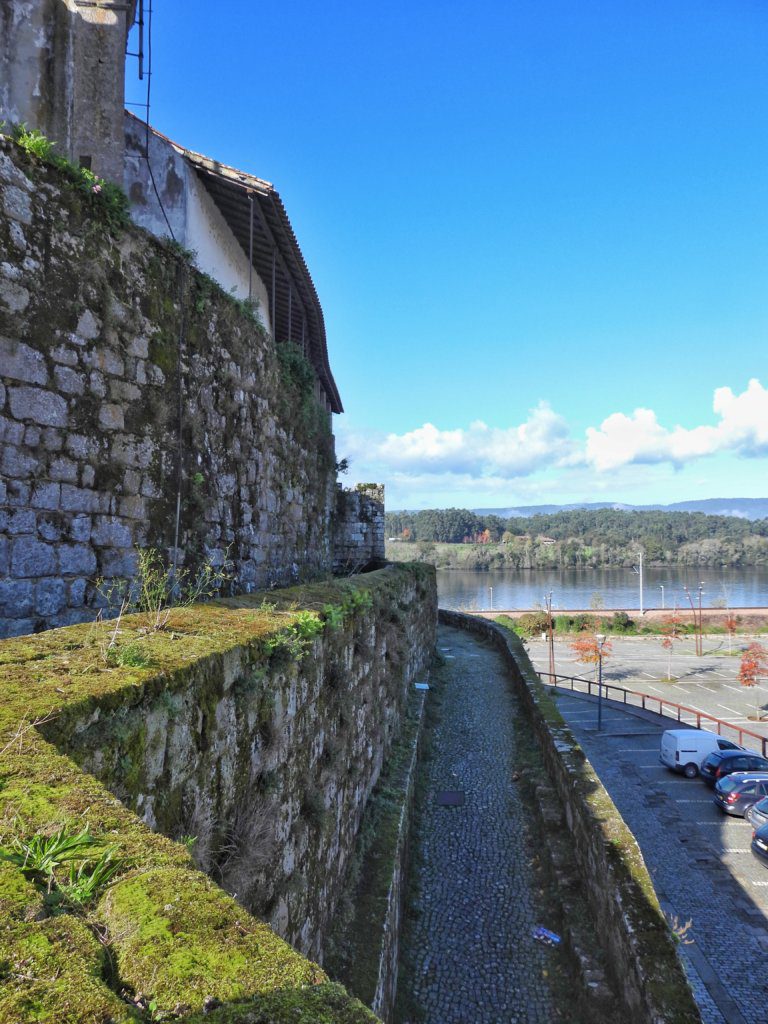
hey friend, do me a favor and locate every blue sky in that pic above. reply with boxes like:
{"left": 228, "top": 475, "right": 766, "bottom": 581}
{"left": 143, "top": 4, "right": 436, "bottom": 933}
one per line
{"left": 128, "top": 1, "right": 768, "bottom": 509}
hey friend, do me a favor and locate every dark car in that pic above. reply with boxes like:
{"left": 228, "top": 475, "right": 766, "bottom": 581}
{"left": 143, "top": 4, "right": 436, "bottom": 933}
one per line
{"left": 700, "top": 749, "right": 768, "bottom": 788}
{"left": 751, "top": 822, "right": 768, "bottom": 867}
{"left": 714, "top": 773, "right": 768, "bottom": 816}
{"left": 747, "top": 796, "right": 768, "bottom": 832}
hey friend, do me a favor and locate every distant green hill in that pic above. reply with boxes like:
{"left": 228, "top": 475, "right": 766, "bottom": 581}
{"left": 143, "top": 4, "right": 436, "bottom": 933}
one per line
{"left": 385, "top": 507, "right": 768, "bottom": 568}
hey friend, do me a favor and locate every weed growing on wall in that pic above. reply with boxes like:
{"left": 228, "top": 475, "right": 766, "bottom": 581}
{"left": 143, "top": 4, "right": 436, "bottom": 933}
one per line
{"left": 4, "top": 123, "right": 130, "bottom": 233}
{"left": 0, "top": 826, "right": 125, "bottom": 912}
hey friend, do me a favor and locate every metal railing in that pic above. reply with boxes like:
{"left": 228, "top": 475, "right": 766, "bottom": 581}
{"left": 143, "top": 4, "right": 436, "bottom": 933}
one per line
{"left": 538, "top": 671, "right": 768, "bottom": 758}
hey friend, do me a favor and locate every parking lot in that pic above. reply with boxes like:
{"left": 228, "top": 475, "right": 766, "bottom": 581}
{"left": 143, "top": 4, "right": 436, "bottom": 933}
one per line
{"left": 525, "top": 639, "right": 768, "bottom": 1024}
{"left": 527, "top": 633, "right": 768, "bottom": 750}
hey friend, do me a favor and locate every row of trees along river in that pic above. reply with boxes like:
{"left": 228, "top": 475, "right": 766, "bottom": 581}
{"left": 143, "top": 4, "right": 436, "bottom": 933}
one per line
{"left": 384, "top": 508, "right": 768, "bottom": 569}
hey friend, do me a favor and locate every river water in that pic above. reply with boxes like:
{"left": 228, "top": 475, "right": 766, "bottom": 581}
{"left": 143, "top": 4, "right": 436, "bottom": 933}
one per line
{"left": 436, "top": 566, "right": 768, "bottom": 611}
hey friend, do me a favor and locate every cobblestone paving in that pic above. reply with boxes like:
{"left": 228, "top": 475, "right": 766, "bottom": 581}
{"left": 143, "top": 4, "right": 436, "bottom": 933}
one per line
{"left": 402, "top": 625, "right": 558, "bottom": 1023}
{"left": 554, "top": 694, "right": 768, "bottom": 1024}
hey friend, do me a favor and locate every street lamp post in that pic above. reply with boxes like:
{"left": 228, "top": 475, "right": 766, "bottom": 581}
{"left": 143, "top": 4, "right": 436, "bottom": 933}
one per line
{"left": 660, "top": 585, "right": 665, "bottom": 610}
{"left": 596, "top": 633, "right": 606, "bottom": 732}
{"left": 489, "top": 586, "right": 493, "bottom": 611}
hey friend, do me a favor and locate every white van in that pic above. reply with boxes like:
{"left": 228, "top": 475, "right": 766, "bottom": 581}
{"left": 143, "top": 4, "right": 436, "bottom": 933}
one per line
{"left": 660, "top": 729, "right": 742, "bottom": 778}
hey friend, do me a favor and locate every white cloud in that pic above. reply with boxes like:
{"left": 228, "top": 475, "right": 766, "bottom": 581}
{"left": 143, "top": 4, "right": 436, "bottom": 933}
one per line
{"left": 585, "top": 378, "right": 768, "bottom": 471}
{"left": 376, "top": 402, "right": 575, "bottom": 476}
{"left": 335, "top": 379, "right": 768, "bottom": 506}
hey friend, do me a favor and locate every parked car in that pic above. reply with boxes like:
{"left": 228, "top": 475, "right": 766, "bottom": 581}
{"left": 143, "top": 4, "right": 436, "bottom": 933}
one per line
{"left": 751, "top": 822, "right": 768, "bottom": 867}
{"left": 713, "top": 773, "right": 768, "bottom": 816}
{"left": 700, "top": 749, "right": 768, "bottom": 787}
{"left": 747, "top": 796, "right": 768, "bottom": 832}
{"left": 659, "top": 728, "right": 742, "bottom": 778}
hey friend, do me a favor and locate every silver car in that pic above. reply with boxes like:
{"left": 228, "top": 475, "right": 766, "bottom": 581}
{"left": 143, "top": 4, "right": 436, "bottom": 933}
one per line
{"left": 747, "top": 796, "right": 768, "bottom": 831}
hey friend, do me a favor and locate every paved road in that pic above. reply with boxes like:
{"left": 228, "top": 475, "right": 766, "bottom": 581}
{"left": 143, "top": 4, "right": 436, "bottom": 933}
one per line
{"left": 553, "top": 691, "right": 768, "bottom": 1024}
{"left": 526, "top": 634, "right": 768, "bottom": 748}
{"left": 402, "top": 625, "right": 559, "bottom": 1023}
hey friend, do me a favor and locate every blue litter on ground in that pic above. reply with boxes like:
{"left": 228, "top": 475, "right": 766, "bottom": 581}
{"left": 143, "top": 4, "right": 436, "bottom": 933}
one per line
{"left": 532, "top": 926, "right": 561, "bottom": 946}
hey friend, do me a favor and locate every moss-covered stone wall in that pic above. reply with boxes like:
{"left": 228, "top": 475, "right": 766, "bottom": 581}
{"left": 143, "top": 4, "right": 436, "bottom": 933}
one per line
{"left": 0, "top": 564, "right": 436, "bottom": 1023}
{"left": 0, "top": 134, "right": 339, "bottom": 637}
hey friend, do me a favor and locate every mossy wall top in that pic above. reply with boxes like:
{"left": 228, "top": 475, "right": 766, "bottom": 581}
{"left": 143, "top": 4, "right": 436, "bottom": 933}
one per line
{"left": 0, "top": 134, "right": 338, "bottom": 637}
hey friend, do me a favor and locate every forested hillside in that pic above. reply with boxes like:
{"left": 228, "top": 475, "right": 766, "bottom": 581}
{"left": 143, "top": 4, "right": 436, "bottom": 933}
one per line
{"left": 384, "top": 508, "right": 768, "bottom": 568}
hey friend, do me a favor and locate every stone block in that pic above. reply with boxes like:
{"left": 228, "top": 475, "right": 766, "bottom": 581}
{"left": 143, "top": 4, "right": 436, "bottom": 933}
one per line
{"left": 49, "top": 456, "right": 79, "bottom": 483}
{"left": 0, "top": 152, "right": 33, "bottom": 190}
{"left": 23, "top": 425, "right": 41, "bottom": 447}
{"left": 60, "top": 484, "right": 100, "bottom": 513}
{"left": 3, "top": 508, "right": 35, "bottom": 534}
{"left": 54, "top": 365, "right": 86, "bottom": 395}
{"left": 2, "top": 185, "right": 33, "bottom": 224}
{"left": 8, "top": 221, "right": 26, "bottom": 251}
{"left": 81, "top": 465, "right": 95, "bottom": 488}
{"left": 76, "top": 310, "right": 101, "bottom": 341}
{"left": 1, "top": 443, "right": 37, "bottom": 478}
{"left": 91, "top": 517, "right": 133, "bottom": 548}
{"left": 37, "top": 515, "right": 63, "bottom": 542}
{"left": 119, "top": 495, "right": 146, "bottom": 519}
{"left": 6, "top": 479, "right": 30, "bottom": 506}
{"left": 127, "top": 335, "right": 149, "bottom": 358}
{"left": 0, "top": 416, "right": 25, "bottom": 444}
{"left": 31, "top": 482, "right": 61, "bottom": 511}
{"left": 50, "top": 608, "right": 95, "bottom": 629}
{"left": 109, "top": 379, "right": 140, "bottom": 403}
{"left": 59, "top": 543, "right": 97, "bottom": 575}
{"left": 85, "top": 347, "right": 124, "bottom": 377}
{"left": 0, "top": 535, "right": 7, "bottom": 574}
{"left": 51, "top": 345, "right": 79, "bottom": 366}
{"left": 41, "top": 427, "right": 63, "bottom": 451}
{"left": 68, "top": 577, "right": 87, "bottom": 606}
{"left": 99, "top": 403, "right": 125, "bottom": 430}
{"left": 99, "top": 547, "right": 138, "bottom": 578}
{"left": 11, "top": 536, "right": 56, "bottom": 577}
{"left": 69, "top": 515, "right": 92, "bottom": 542}
{"left": 8, "top": 386, "right": 68, "bottom": 427}
{"left": 89, "top": 370, "right": 107, "bottom": 398}
{"left": 35, "top": 578, "right": 68, "bottom": 616}
{"left": 0, "top": 336, "right": 48, "bottom": 384}
{"left": 0, "top": 277, "right": 30, "bottom": 313}
{"left": 0, "top": 381, "right": 4, "bottom": 409}
{"left": 66, "top": 433, "right": 99, "bottom": 460}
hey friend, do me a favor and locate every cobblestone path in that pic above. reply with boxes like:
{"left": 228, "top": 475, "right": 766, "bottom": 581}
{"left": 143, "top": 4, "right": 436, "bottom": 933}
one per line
{"left": 402, "top": 625, "right": 558, "bottom": 1023}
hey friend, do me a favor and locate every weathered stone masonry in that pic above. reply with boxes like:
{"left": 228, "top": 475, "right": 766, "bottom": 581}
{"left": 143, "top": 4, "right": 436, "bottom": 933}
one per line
{"left": 0, "top": 137, "right": 378, "bottom": 637}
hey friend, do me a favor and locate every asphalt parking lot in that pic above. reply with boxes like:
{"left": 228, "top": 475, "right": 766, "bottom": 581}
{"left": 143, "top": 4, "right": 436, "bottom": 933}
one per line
{"left": 541, "top": 688, "right": 768, "bottom": 1024}
{"left": 526, "top": 633, "right": 768, "bottom": 750}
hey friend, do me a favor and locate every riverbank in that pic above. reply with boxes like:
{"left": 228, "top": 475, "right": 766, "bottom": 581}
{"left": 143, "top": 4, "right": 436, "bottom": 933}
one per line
{"left": 470, "top": 608, "right": 768, "bottom": 634}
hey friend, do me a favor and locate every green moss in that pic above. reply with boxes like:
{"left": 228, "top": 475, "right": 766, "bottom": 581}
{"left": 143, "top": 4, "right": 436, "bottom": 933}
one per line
{"left": 98, "top": 867, "right": 324, "bottom": 1011}
{"left": 0, "top": 915, "right": 137, "bottom": 1023}
{"left": 187, "top": 982, "right": 379, "bottom": 1023}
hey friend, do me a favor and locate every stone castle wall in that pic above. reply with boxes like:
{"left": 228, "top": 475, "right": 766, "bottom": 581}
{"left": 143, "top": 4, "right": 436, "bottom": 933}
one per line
{"left": 334, "top": 483, "right": 386, "bottom": 574}
{"left": 0, "top": 136, "right": 369, "bottom": 638}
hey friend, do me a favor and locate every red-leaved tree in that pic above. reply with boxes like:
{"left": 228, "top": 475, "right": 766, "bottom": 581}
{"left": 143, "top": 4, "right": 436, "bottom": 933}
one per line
{"left": 723, "top": 613, "right": 739, "bottom": 655}
{"left": 570, "top": 634, "right": 612, "bottom": 682}
{"left": 739, "top": 642, "right": 768, "bottom": 721}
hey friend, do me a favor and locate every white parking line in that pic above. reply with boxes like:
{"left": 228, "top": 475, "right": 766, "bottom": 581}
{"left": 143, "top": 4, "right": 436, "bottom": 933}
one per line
{"left": 722, "top": 848, "right": 750, "bottom": 854}
{"left": 675, "top": 798, "right": 712, "bottom": 803}
{"left": 751, "top": 880, "right": 768, "bottom": 887}
{"left": 717, "top": 704, "right": 741, "bottom": 716}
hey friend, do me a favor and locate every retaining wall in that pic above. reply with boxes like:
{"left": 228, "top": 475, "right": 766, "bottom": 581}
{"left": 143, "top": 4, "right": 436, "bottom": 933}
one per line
{"left": 0, "top": 565, "right": 436, "bottom": 1023}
